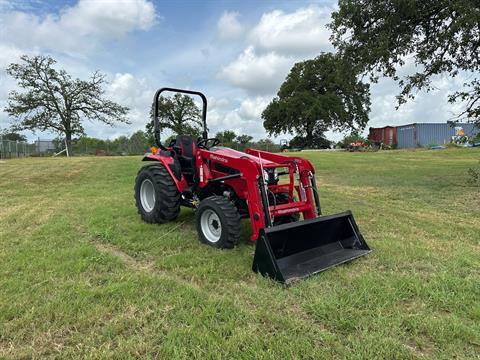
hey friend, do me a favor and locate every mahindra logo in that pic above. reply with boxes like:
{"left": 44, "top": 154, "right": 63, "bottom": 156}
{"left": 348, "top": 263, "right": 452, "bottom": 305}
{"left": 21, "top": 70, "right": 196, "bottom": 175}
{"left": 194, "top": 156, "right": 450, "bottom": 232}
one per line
{"left": 210, "top": 154, "right": 228, "bottom": 163}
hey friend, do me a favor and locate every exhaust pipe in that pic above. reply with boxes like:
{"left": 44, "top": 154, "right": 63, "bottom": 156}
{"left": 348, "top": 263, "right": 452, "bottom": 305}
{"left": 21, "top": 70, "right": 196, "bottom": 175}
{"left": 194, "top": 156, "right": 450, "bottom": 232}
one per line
{"left": 252, "top": 211, "right": 371, "bottom": 283}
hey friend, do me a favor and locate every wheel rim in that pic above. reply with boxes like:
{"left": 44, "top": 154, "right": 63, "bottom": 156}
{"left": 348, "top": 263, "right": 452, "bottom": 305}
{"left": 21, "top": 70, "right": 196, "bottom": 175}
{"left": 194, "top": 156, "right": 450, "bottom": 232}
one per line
{"left": 140, "top": 179, "right": 155, "bottom": 212}
{"left": 200, "top": 209, "right": 222, "bottom": 243}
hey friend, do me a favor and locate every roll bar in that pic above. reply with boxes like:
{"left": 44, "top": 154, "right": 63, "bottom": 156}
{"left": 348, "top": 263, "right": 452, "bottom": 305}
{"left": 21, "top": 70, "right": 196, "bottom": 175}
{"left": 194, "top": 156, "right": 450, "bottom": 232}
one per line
{"left": 153, "top": 87, "right": 208, "bottom": 149}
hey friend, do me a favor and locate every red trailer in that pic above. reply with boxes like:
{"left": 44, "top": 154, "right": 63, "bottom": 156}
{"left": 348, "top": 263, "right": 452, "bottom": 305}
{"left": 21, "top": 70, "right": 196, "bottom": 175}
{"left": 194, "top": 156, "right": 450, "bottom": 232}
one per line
{"left": 368, "top": 126, "right": 397, "bottom": 146}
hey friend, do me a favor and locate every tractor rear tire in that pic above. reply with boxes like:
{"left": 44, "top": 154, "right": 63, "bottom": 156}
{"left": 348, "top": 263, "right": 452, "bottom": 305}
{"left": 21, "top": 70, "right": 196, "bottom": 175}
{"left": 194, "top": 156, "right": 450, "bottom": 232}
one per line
{"left": 196, "top": 196, "right": 241, "bottom": 249}
{"left": 134, "top": 165, "right": 180, "bottom": 224}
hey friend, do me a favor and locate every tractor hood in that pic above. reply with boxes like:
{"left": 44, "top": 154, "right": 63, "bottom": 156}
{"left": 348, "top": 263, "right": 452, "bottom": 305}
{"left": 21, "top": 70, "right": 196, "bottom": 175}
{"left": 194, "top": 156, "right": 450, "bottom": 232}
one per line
{"left": 209, "top": 147, "right": 278, "bottom": 166}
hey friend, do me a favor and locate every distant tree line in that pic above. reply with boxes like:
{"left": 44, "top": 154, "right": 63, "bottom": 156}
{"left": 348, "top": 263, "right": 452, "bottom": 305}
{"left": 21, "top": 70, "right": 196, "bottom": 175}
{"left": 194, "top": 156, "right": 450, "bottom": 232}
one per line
{"left": 0, "top": 131, "right": 27, "bottom": 142}
{"left": 213, "top": 130, "right": 280, "bottom": 151}
{"left": 51, "top": 130, "right": 151, "bottom": 156}
{"left": 48, "top": 129, "right": 280, "bottom": 156}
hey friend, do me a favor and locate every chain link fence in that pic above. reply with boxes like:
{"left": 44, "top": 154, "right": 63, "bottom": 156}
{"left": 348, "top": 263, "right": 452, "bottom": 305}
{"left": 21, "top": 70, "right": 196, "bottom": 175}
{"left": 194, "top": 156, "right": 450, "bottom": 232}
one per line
{"left": 0, "top": 138, "right": 63, "bottom": 159}
{"left": 0, "top": 137, "right": 282, "bottom": 159}
{"left": 0, "top": 139, "right": 35, "bottom": 159}
{"left": 69, "top": 138, "right": 151, "bottom": 156}
{"left": 69, "top": 141, "right": 281, "bottom": 155}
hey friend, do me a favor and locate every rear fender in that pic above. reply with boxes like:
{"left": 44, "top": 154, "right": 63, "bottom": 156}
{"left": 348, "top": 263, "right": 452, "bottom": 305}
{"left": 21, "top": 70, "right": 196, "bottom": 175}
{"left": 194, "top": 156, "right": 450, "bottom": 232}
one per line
{"left": 142, "top": 153, "right": 188, "bottom": 192}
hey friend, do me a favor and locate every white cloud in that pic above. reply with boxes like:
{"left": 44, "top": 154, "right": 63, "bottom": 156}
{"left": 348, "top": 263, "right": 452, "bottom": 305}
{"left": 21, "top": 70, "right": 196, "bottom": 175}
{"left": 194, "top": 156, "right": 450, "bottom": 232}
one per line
{"left": 219, "top": 46, "right": 292, "bottom": 94}
{"left": 0, "top": 0, "right": 157, "bottom": 55}
{"left": 217, "top": 11, "right": 244, "bottom": 40}
{"left": 219, "top": 110, "right": 267, "bottom": 139}
{"left": 62, "top": 72, "right": 153, "bottom": 139}
{"left": 0, "top": 44, "right": 23, "bottom": 68}
{"left": 107, "top": 73, "right": 150, "bottom": 108}
{"left": 66, "top": 0, "right": 157, "bottom": 34}
{"left": 0, "top": 44, "right": 24, "bottom": 133}
{"left": 238, "top": 96, "right": 270, "bottom": 119}
{"left": 208, "top": 96, "right": 230, "bottom": 110}
{"left": 205, "top": 95, "right": 272, "bottom": 140}
{"left": 218, "top": 6, "right": 334, "bottom": 95}
{"left": 98, "top": 73, "right": 152, "bottom": 136}
{"left": 366, "top": 74, "right": 469, "bottom": 136}
{"left": 250, "top": 6, "right": 333, "bottom": 55}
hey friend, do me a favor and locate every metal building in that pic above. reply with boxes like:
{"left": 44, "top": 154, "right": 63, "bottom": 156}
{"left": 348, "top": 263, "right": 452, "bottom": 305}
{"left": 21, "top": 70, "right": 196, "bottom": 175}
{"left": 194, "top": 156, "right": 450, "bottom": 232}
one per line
{"left": 368, "top": 126, "right": 397, "bottom": 146}
{"left": 396, "top": 123, "right": 479, "bottom": 148}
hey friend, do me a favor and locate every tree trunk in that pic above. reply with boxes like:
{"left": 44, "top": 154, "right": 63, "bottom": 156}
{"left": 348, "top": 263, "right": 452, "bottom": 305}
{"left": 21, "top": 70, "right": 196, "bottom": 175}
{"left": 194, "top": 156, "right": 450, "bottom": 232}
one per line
{"left": 65, "top": 132, "right": 72, "bottom": 157}
{"left": 305, "top": 130, "right": 313, "bottom": 148}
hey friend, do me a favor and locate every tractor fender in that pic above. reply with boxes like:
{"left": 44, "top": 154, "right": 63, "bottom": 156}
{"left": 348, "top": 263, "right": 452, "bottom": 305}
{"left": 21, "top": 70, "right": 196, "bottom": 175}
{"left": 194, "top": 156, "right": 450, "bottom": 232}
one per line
{"left": 141, "top": 153, "right": 188, "bottom": 192}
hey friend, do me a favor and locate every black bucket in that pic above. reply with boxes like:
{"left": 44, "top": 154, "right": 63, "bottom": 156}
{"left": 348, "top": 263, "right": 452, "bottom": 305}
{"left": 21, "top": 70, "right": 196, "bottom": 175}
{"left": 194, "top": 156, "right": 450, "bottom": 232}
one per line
{"left": 252, "top": 211, "right": 371, "bottom": 283}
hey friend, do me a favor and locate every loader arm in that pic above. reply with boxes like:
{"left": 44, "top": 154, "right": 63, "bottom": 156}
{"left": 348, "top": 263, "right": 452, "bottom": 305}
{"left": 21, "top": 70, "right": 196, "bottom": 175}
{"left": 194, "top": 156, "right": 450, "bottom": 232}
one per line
{"left": 195, "top": 148, "right": 269, "bottom": 240}
{"left": 196, "top": 147, "right": 321, "bottom": 241}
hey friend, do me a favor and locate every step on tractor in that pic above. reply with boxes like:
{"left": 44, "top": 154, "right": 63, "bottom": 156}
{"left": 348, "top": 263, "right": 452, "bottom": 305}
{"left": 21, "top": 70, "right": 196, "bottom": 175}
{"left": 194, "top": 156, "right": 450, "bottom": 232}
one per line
{"left": 134, "top": 88, "right": 371, "bottom": 283}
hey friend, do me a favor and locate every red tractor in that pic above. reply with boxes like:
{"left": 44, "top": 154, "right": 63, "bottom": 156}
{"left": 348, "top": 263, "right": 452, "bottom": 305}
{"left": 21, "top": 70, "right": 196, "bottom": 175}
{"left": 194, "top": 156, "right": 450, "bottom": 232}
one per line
{"left": 135, "top": 88, "right": 370, "bottom": 283}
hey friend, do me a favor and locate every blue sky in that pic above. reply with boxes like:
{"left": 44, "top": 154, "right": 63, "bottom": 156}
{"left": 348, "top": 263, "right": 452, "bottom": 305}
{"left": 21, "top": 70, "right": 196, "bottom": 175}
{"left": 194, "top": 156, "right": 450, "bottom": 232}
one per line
{"left": 0, "top": 0, "right": 466, "bottom": 142}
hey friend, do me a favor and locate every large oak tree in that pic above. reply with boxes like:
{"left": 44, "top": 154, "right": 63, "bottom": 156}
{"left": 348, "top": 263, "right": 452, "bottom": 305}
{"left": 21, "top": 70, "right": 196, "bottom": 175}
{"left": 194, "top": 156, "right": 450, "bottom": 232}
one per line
{"left": 5, "top": 55, "right": 129, "bottom": 155}
{"left": 146, "top": 93, "right": 202, "bottom": 141}
{"left": 262, "top": 53, "right": 370, "bottom": 145}
{"left": 330, "top": 0, "right": 480, "bottom": 125}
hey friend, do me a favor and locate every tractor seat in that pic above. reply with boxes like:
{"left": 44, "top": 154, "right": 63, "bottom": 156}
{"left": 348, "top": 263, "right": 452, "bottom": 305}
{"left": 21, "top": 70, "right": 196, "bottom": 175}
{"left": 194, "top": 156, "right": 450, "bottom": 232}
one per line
{"left": 174, "top": 135, "right": 197, "bottom": 184}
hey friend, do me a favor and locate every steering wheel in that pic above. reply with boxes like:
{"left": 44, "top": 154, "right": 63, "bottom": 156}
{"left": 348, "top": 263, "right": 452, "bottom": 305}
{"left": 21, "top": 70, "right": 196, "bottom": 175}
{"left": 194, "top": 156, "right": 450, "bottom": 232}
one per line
{"left": 197, "top": 138, "right": 220, "bottom": 149}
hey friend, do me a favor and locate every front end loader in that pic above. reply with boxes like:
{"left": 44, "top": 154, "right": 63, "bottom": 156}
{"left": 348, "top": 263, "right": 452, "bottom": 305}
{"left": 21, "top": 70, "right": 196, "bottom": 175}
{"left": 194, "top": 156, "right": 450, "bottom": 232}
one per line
{"left": 134, "top": 87, "right": 371, "bottom": 283}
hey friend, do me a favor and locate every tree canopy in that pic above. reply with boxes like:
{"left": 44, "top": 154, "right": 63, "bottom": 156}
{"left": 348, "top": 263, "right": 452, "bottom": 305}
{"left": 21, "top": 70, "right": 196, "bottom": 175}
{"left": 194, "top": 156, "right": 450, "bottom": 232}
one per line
{"left": 329, "top": 0, "right": 480, "bottom": 125}
{"left": 289, "top": 132, "right": 332, "bottom": 149}
{"left": 215, "top": 130, "right": 237, "bottom": 145}
{"left": 262, "top": 53, "right": 370, "bottom": 145}
{"left": 146, "top": 93, "right": 202, "bottom": 140}
{"left": 1, "top": 131, "right": 26, "bottom": 142}
{"left": 4, "top": 55, "right": 129, "bottom": 155}
{"left": 236, "top": 134, "right": 253, "bottom": 144}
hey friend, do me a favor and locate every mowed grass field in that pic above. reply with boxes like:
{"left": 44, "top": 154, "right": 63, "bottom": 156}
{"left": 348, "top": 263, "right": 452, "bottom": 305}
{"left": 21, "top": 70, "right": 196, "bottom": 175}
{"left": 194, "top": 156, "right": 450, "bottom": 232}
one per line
{"left": 0, "top": 148, "right": 479, "bottom": 359}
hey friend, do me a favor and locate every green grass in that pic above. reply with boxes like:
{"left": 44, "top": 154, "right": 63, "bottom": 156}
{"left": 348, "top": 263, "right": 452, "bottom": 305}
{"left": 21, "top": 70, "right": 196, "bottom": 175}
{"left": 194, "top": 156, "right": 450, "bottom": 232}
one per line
{"left": 0, "top": 148, "right": 479, "bottom": 359}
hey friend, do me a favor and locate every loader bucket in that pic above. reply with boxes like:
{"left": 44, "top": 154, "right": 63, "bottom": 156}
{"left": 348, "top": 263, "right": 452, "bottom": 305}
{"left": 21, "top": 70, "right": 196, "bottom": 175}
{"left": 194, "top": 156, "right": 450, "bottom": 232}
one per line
{"left": 252, "top": 211, "right": 371, "bottom": 283}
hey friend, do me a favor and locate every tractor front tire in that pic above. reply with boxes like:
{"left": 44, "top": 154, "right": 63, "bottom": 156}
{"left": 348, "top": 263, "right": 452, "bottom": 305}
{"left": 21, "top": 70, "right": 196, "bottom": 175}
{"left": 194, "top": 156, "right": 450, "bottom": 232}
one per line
{"left": 196, "top": 196, "right": 241, "bottom": 249}
{"left": 134, "top": 165, "right": 180, "bottom": 224}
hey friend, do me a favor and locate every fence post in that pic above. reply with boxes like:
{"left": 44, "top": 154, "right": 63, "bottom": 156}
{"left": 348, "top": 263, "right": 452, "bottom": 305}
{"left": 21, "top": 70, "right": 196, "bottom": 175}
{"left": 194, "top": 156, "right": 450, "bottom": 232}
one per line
{"left": 64, "top": 138, "right": 70, "bottom": 157}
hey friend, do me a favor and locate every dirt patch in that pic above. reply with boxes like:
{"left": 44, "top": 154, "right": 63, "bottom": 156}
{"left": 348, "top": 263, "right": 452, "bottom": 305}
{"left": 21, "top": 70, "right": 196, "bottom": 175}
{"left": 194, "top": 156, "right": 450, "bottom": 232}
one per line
{"left": 92, "top": 239, "right": 204, "bottom": 294}
{"left": 94, "top": 242, "right": 154, "bottom": 272}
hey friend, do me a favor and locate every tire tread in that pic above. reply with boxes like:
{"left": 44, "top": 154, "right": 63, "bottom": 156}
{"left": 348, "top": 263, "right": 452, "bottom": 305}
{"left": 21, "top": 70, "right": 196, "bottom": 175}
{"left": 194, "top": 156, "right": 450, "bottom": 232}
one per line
{"left": 197, "top": 196, "right": 241, "bottom": 249}
{"left": 134, "top": 164, "right": 180, "bottom": 224}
